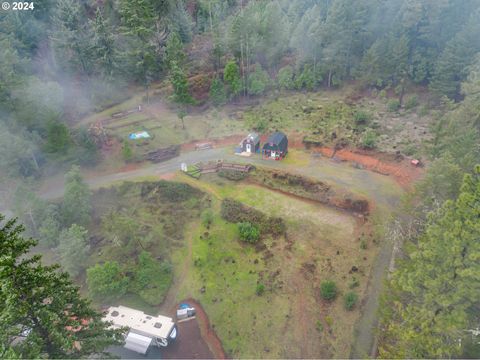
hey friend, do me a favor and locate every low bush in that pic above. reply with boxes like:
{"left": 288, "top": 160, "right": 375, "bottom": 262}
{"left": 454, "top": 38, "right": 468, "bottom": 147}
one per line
{"left": 133, "top": 251, "right": 173, "bottom": 305}
{"left": 221, "top": 198, "right": 286, "bottom": 237}
{"left": 354, "top": 110, "right": 371, "bottom": 125}
{"left": 218, "top": 169, "right": 249, "bottom": 181}
{"left": 361, "top": 129, "right": 377, "bottom": 149}
{"left": 404, "top": 95, "right": 418, "bottom": 110}
{"left": 344, "top": 292, "right": 358, "bottom": 310}
{"left": 141, "top": 181, "right": 203, "bottom": 202}
{"left": 320, "top": 280, "right": 337, "bottom": 301}
{"left": 201, "top": 209, "right": 214, "bottom": 227}
{"left": 238, "top": 222, "right": 260, "bottom": 243}
{"left": 256, "top": 283, "right": 265, "bottom": 296}
{"left": 387, "top": 99, "right": 401, "bottom": 112}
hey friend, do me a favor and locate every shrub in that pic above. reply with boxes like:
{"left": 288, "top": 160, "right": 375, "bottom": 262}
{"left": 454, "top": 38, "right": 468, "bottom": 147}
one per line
{"left": 344, "top": 292, "right": 358, "bottom": 310}
{"left": 134, "top": 251, "right": 173, "bottom": 305}
{"left": 295, "top": 64, "right": 317, "bottom": 91}
{"left": 86, "top": 261, "right": 128, "bottom": 300}
{"left": 405, "top": 95, "right": 418, "bottom": 110}
{"left": 387, "top": 99, "right": 401, "bottom": 112}
{"left": 378, "top": 89, "right": 387, "bottom": 100}
{"left": 361, "top": 129, "right": 377, "bottom": 149}
{"left": 320, "top": 280, "right": 337, "bottom": 301}
{"left": 141, "top": 180, "right": 201, "bottom": 202}
{"left": 316, "top": 320, "right": 324, "bottom": 332}
{"left": 354, "top": 110, "right": 371, "bottom": 125}
{"left": 122, "top": 141, "right": 133, "bottom": 161}
{"left": 255, "top": 283, "right": 265, "bottom": 296}
{"left": 238, "top": 222, "right": 260, "bottom": 243}
{"left": 218, "top": 169, "right": 248, "bottom": 181}
{"left": 248, "top": 64, "right": 270, "bottom": 95}
{"left": 277, "top": 66, "right": 295, "bottom": 90}
{"left": 360, "top": 239, "right": 367, "bottom": 249}
{"left": 201, "top": 209, "right": 214, "bottom": 227}
{"left": 221, "top": 198, "right": 286, "bottom": 237}
{"left": 209, "top": 76, "right": 226, "bottom": 105}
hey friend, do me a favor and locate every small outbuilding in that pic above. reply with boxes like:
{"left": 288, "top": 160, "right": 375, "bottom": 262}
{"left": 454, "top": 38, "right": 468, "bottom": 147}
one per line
{"left": 240, "top": 132, "right": 260, "bottom": 153}
{"left": 262, "top": 131, "right": 288, "bottom": 160}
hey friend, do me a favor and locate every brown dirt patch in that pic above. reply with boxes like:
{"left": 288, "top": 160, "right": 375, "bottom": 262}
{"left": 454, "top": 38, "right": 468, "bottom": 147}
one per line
{"left": 117, "top": 162, "right": 142, "bottom": 173}
{"left": 314, "top": 147, "right": 423, "bottom": 189}
{"left": 158, "top": 172, "right": 176, "bottom": 181}
{"left": 161, "top": 318, "right": 214, "bottom": 359}
{"left": 170, "top": 299, "right": 227, "bottom": 359}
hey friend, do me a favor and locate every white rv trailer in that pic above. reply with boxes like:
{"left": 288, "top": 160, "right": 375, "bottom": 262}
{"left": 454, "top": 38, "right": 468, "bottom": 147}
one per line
{"left": 104, "top": 305, "right": 177, "bottom": 355}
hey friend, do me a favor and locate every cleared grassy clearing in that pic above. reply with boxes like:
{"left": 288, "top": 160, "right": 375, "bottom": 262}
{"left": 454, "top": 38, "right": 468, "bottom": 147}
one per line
{"left": 170, "top": 175, "right": 378, "bottom": 358}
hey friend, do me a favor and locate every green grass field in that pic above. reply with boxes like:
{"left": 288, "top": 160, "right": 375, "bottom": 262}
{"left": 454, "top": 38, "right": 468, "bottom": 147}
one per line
{"left": 169, "top": 174, "right": 379, "bottom": 358}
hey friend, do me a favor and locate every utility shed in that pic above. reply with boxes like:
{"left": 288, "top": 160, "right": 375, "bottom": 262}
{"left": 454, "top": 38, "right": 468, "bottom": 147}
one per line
{"left": 104, "top": 305, "right": 177, "bottom": 353}
{"left": 262, "top": 131, "right": 288, "bottom": 160}
{"left": 240, "top": 132, "right": 260, "bottom": 153}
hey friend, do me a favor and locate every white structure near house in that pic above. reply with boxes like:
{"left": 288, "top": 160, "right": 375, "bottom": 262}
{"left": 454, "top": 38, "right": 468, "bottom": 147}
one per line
{"left": 104, "top": 305, "right": 177, "bottom": 355}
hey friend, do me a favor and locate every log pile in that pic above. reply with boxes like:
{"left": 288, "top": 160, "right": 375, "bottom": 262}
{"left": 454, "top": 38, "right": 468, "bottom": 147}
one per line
{"left": 111, "top": 105, "right": 142, "bottom": 119}
{"left": 144, "top": 145, "right": 180, "bottom": 163}
{"left": 195, "top": 142, "right": 213, "bottom": 150}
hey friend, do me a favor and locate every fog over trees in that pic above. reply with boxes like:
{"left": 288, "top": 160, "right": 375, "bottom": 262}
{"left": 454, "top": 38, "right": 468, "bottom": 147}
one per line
{"left": 1, "top": 0, "right": 479, "bottom": 358}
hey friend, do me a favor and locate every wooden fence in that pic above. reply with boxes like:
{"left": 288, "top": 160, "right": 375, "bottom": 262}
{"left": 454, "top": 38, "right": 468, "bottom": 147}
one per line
{"left": 185, "top": 161, "right": 253, "bottom": 178}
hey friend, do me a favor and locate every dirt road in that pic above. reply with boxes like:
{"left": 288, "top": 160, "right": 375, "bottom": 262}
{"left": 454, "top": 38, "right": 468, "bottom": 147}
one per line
{"left": 39, "top": 147, "right": 402, "bottom": 211}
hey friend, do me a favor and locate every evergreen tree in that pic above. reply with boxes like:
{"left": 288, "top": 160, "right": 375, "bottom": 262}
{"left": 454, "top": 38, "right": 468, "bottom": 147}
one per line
{"left": 223, "top": 60, "right": 241, "bottom": 98}
{"left": 0, "top": 216, "right": 125, "bottom": 358}
{"left": 209, "top": 76, "right": 226, "bottom": 105}
{"left": 165, "top": 32, "right": 186, "bottom": 70}
{"left": 169, "top": 62, "right": 194, "bottom": 105}
{"left": 57, "top": 224, "right": 90, "bottom": 277}
{"left": 92, "top": 8, "right": 118, "bottom": 79}
{"left": 379, "top": 166, "right": 480, "bottom": 358}
{"left": 247, "top": 64, "right": 270, "bottom": 95}
{"left": 50, "top": 0, "right": 94, "bottom": 75}
{"left": 62, "top": 166, "right": 91, "bottom": 227}
{"left": 277, "top": 66, "right": 295, "bottom": 90}
{"left": 430, "top": 12, "right": 480, "bottom": 99}
{"left": 38, "top": 205, "right": 61, "bottom": 248}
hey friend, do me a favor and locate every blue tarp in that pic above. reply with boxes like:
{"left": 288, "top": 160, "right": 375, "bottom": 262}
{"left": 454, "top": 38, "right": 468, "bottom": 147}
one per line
{"left": 129, "top": 131, "right": 151, "bottom": 140}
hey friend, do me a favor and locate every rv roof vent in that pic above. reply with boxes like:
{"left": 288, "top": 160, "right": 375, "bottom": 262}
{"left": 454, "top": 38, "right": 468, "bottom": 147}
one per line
{"left": 111, "top": 311, "right": 119, "bottom": 317}
{"left": 154, "top": 322, "right": 162, "bottom": 329}
{"left": 146, "top": 316, "right": 152, "bottom": 319}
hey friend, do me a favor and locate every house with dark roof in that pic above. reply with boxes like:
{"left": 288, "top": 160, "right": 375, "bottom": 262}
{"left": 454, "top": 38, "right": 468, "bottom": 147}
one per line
{"left": 240, "top": 132, "right": 260, "bottom": 154}
{"left": 262, "top": 131, "right": 288, "bottom": 160}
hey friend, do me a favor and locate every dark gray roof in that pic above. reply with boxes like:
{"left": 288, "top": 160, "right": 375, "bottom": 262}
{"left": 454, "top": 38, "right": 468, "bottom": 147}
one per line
{"left": 266, "top": 131, "right": 287, "bottom": 144}
{"left": 242, "top": 132, "right": 260, "bottom": 144}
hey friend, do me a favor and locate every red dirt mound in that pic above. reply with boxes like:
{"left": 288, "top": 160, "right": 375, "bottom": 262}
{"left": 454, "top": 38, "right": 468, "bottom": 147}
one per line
{"left": 315, "top": 147, "right": 423, "bottom": 188}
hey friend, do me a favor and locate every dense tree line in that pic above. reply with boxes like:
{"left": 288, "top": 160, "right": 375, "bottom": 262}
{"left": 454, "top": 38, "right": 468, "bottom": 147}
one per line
{"left": 2, "top": 0, "right": 480, "bottom": 183}
{"left": 378, "top": 59, "right": 480, "bottom": 357}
